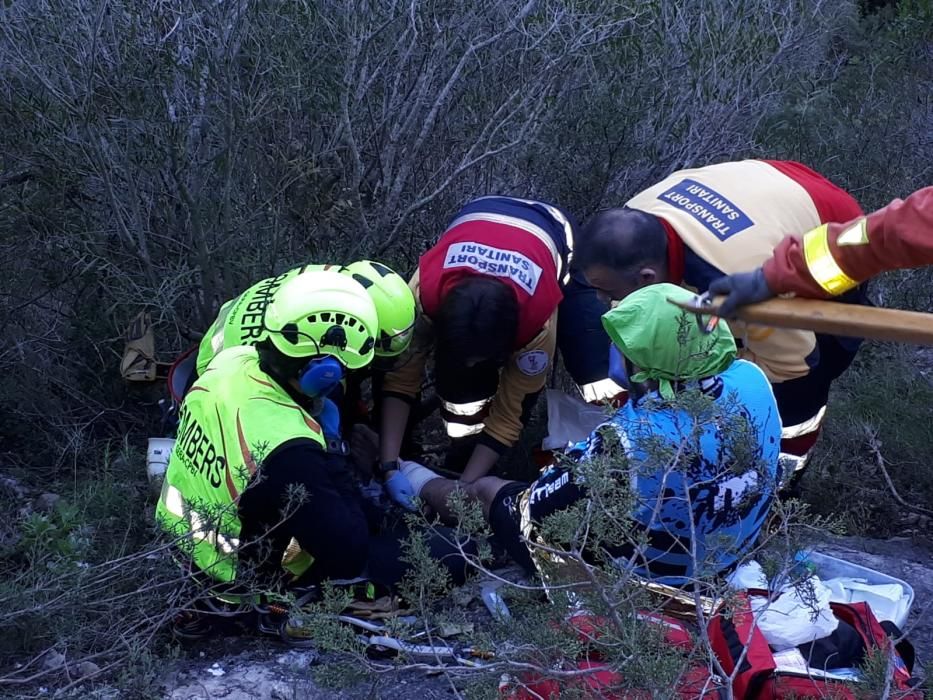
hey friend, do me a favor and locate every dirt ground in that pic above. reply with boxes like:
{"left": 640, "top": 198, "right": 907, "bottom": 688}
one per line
{"left": 157, "top": 534, "right": 933, "bottom": 699}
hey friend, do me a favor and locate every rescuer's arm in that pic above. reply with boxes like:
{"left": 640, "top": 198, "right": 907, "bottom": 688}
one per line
{"left": 241, "top": 443, "right": 369, "bottom": 581}
{"left": 709, "top": 187, "right": 933, "bottom": 314}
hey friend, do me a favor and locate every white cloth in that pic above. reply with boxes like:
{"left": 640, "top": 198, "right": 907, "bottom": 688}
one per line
{"left": 751, "top": 577, "right": 839, "bottom": 650}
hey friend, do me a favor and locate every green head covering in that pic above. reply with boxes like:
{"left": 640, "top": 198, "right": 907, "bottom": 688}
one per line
{"left": 601, "top": 283, "right": 737, "bottom": 399}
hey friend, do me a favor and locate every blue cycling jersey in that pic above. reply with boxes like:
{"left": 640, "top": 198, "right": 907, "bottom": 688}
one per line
{"left": 567, "top": 358, "right": 781, "bottom": 586}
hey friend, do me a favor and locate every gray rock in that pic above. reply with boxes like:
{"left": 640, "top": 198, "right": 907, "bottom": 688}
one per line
{"left": 167, "top": 664, "right": 294, "bottom": 699}
{"left": 35, "top": 492, "right": 61, "bottom": 513}
{"left": 0, "top": 474, "right": 28, "bottom": 499}
{"left": 275, "top": 650, "right": 317, "bottom": 667}
{"left": 74, "top": 661, "right": 101, "bottom": 678}
{"left": 40, "top": 651, "right": 65, "bottom": 672}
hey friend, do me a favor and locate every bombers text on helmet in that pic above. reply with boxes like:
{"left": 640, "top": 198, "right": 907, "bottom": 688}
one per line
{"left": 341, "top": 260, "right": 416, "bottom": 357}
{"left": 263, "top": 269, "right": 378, "bottom": 370}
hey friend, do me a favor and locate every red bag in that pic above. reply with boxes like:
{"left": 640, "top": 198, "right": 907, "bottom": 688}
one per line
{"left": 499, "top": 612, "right": 725, "bottom": 699}
{"left": 708, "top": 593, "right": 921, "bottom": 699}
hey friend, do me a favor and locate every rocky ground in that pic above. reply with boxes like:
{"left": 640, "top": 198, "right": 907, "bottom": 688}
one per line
{"left": 158, "top": 534, "right": 933, "bottom": 700}
{"left": 163, "top": 645, "right": 466, "bottom": 700}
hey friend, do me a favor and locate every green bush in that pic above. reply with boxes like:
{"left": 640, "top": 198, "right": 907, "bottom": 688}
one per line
{"left": 1, "top": 0, "right": 932, "bottom": 693}
{"left": 802, "top": 342, "right": 933, "bottom": 535}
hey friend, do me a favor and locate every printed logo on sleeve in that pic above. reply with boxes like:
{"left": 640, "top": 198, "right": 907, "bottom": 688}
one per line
{"left": 443, "top": 242, "right": 542, "bottom": 295}
{"left": 657, "top": 179, "right": 754, "bottom": 240}
{"left": 516, "top": 350, "right": 549, "bottom": 376}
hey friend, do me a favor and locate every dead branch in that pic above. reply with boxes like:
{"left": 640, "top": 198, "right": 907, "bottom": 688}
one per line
{"left": 867, "top": 431, "right": 933, "bottom": 519}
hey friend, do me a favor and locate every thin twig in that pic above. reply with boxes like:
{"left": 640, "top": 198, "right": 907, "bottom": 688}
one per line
{"left": 867, "top": 432, "right": 933, "bottom": 518}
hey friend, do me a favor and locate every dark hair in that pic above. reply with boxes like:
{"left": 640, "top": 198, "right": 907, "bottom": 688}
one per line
{"left": 256, "top": 339, "right": 308, "bottom": 384}
{"left": 434, "top": 277, "right": 518, "bottom": 365}
{"left": 573, "top": 207, "right": 667, "bottom": 278}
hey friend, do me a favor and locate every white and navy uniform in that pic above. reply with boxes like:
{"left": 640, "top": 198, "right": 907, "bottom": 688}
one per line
{"left": 383, "top": 196, "right": 574, "bottom": 457}
{"left": 626, "top": 159, "right": 866, "bottom": 473}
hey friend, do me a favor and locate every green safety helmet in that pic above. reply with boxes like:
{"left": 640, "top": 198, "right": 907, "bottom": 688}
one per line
{"left": 342, "top": 260, "right": 416, "bottom": 358}
{"left": 264, "top": 269, "right": 378, "bottom": 370}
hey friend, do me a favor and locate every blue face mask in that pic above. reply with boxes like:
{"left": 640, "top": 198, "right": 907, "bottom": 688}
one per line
{"left": 298, "top": 356, "right": 344, "bottom": 398}
{"left": 608, "top": 344, "right": 630, "bottom": 390}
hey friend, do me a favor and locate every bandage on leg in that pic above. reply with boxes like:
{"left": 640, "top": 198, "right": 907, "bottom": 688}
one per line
{"left": 399, "top": 460, "right": 443, "bottom": 496}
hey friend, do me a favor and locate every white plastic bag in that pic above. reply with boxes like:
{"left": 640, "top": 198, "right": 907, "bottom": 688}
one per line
{"left": 751, "top": 577, "right": 840, "bottom": 651}
{"left": 542, "top": 389, "right": 607, "bottom": 450}
{"left": 726, "top": 560, "right": 768, "bottom": 590}
{"left": 822, "top": 577, "right": 907, "bottom": 625}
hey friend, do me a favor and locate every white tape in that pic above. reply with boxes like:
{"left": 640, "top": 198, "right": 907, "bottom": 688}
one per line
{"left": 399, "top": 460, "right": 444, "bottom": 496}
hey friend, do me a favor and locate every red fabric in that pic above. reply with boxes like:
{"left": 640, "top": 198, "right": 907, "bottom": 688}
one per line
{"left": 707, "top": 594, "right": 776, "bottom": 699}
{"left": 167, "top": 346, "right": 198, "bottom": 403}
{"left": 780, "top": 429, "right": 821, "bottom": 458}
{"left": 662, "top": 219, "right": 686, "bottom": 285}
{"left": 762, "top": 160, "right": 864, "bottom": 226}
{"left": 565, "top": 612, "right": 693, "bottom": 650}
{"left": 418, "top": 219, "right": 563, "bottom": 348}
{"left": 501, "top": 660, "right": 720, "bottom": 699}
{"left": 708, "top": 593, "right": 921, "bottom": 699}
{"left": 533, "top": 448, "right": 556, "bottom": 468}
{"left": 763, "top": 187, "right": 933, "bottom": 298}
{"left": 500, "top": 613, "right": 721, "bottom": 699}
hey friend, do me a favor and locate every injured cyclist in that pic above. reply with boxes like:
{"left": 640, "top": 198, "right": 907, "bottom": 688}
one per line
{"left": 397, "top": 283, "right": 781, "bottom": 587}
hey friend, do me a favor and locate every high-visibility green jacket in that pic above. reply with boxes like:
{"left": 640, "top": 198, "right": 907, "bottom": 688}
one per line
{"left": 196, "top": 264, "right": 341, "bottom": 374}
{"left": 156, "top": 345, "right": 325, "bottom": 583}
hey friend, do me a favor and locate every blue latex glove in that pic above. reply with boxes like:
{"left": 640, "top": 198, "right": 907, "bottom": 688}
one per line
{"left": 384, "top": 471, "right": 417, "bottom": 512}
{"left": 316, "top": 397, "right": 341, "bottom": 438}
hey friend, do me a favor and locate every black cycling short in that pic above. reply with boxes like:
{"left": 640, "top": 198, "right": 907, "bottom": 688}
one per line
{"left": 487, "top": 465, "right": 586, "bottom": 574}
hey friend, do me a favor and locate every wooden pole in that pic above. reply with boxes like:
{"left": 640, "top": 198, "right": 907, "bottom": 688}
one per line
{"left": 668, "top": 296, "right": 933, "bottom": 346}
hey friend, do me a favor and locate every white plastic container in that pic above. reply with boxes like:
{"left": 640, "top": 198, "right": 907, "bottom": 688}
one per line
{"left": 803, "top": 550, "right": 915, "bottom": 629}
{"left": 146, "top": 437, "right": 175, "bottom": 483}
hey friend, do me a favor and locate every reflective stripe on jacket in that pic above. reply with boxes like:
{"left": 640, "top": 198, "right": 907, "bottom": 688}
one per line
{"left": 763, "top": 187, "right": 933, "bottom": 298}
{"left": 156, "top": 345, "right": 325, "bottom": 583}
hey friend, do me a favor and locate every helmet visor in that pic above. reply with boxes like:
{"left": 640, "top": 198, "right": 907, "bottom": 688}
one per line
{"left": 374, "top": 322, "right": 415, "bottom": 358}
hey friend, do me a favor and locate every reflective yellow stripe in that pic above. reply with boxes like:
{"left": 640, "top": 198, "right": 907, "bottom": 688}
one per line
{"left": 441, "top": 398, "right": 492, "bottom": 416}
{"left": 161, "top": 482, "right": 186, "bottom": 518}
{"left": 281, "top": 537, "right": 314, "bottom": 578}
{"left": 803, "top": 224, "right": 858, "bottom": 295}
{"left": 160, "top": 482, "right": 240, "bottom": 554}
{"left": 209, "top": 300, "right": 236, "bottom": 354}
{"left": 836, "top": 219, "right": 869, "bottom": 247}
{"left": 779, "top": 452, "right": 811, "bottom": 481}
{"left": 215, "top": 533, "right": 240, "bottom": 554}
{"left": 210, "top": 327, "right": 225, "bottom": 354}
{"left": 441, "top": 397, "right": 491, "bottom": 437}
{"left": 504, "top": 197, "right": 576, "bottom": 283}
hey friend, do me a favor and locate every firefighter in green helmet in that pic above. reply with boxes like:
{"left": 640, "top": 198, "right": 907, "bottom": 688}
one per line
{"left": 157, "top": 270, "right": 386, "bottom": 591}
{"left": 195, "top": 261, "right": 416, "bottom": 375}
{"left": 183, "top": 260, "right": 417, "bottom": 496}
{"left": 158, "top": 268, "right": 472, "bottom": 641}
